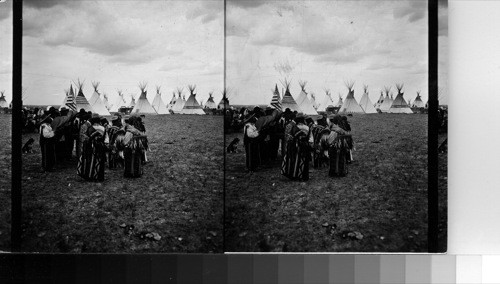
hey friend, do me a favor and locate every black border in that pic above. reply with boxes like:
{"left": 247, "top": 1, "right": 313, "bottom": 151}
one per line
{"left": 428, "top": 0, "right": 439, "bottom": 253}
{"left": 11, "top": 0, "right": 22, "bottom": 253}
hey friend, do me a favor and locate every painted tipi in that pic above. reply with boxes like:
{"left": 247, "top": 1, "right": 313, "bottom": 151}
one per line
{"left": 180, "top": 85, "right": 205, "bottom": 115}
{"left": 338, "top": 81, "right": 364, "bottom": 114}
{"left": 388, "top": 83, "right": 413, "bottom": 114}
{"left": 88, "top": 81, "right": 111, "bottom": 116}
{"left": 102, "top": 93, "right": 111, "bottom": 110}
{"left": 152, "top": 86, "right": 169, "bottom": 114}
{"left": 61, "top": 84, "right": 77, "bottom": 111}
{"left": 295, "top": 81, "right": 319, "bottom": 116}
{"left": 309, "top": 93, "right": 319, "bottom": 110}
{"left": 131, "top": 82, "right": 157, "bottom": 114}
{"left": 74, "top": 79, "right": 94, "bottom": 112}
{"left": 359, "top": 85, "right": 377, "bottom": 114}
{"left": 374, "top": 90, "right": 385, "bottom": 111}
{"left": 280, "top": 79, "right": 302, "bottom": 113}
{"left": 269, "top": 84, "right": 281, "bottom": 110}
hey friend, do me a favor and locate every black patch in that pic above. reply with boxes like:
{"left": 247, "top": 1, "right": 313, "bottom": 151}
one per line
{"left": 22, "top": 138, "right": 35, "bottom": 153}
{"left": 226, "top": 138, "right": 240, "bottom": 153}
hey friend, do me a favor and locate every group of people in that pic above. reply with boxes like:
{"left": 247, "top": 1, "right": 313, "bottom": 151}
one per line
{"left": 37, "top": 107, "right": 149, "bottom": 181}
{"left": 242, "top": 107, "right": 354, "bottom": 181}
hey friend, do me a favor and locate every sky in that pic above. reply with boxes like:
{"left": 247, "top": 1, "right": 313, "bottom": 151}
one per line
{"left": 226, "top": 0, "right": 448, "bottom": 106}
{"left": 0, "top": 0, "right": 447, "bottom": 107}
{"left": 0, "top": 0, "right": 13, "bottom": 103}
{"left": 19, "top": 0, "right": 224, "bottom": 107}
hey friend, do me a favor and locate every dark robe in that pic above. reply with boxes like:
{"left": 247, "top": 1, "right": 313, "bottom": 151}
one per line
{"left": 77, "top": 126, "right": 106, "bottom": 181}
{"left": 281, "top": 123, "right": 310, "bottom": 181}
{"left": 327, "top": 133, "right": 351, "bottom": 177}
{"left": 107, "top": 126, "right": 125, "bottom": 169}
{"left": 310, "top": 125, "right": 329, "bottom": 168}
{"left": 40, "top": 124, "right": 56, "bottom": 171}
{"left": 243, "top": 123, "right": 260, "bottom": 171}
{"left": 122, "top": 126, "right": 147, "bottom": 178}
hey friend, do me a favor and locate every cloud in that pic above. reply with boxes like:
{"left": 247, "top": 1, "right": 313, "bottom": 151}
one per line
{"left": 0, "top": 60, "right": 12, "bottom": 74}
{"left": 23, "top": 3, "right": 152, "bottom": 64}
{"left": 185, "top": 0, "right": 223, "bottom": 24}
{"left": 438, "top": 0, "right": 448, "bottom": 8}
{"left": 227, "top": 0, "right": 267, "bottom": 9}
{"left": 438, "top": 4, "right": 448, "bottom": 36}
{"left": 24, "top": 0, "right": 70, "bottom": 9}
{"left": 393, "top": 1, "right": 427, "bottom": 23}
{"left": 0, "top": 0, "right": 13, "bottom": 21}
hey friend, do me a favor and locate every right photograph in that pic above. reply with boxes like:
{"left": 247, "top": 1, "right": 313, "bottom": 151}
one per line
{"left": 224, "top": 0, "right": 447, "bottom": 252}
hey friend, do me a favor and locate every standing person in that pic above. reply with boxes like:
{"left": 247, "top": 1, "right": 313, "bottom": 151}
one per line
{"left": 279, "top": 109, "right": 293, "bottom": 158}
{"left": 281, "top": 114, "right": 311, "bottom": 181}
{"left": 122, "top": 116, "right": 147, "bottom": 178}
{"left": 76, "top": 112, "right": 92, "bottom": 160}
{"left": 107, "top": 116, "right": 125, "bottom": 169}
{"left": 340, "top": 116, "right": 354, "bottom": 163}
{"left": 255, "top": 107, "right": 281, "bottom": 165}
{"left": 323, "top": 115, "right": 349, "bottom": 177}
{"left": 49, "top": 109, "right": 66, "bottom": 162}
{"left": 51, "top": 107, "right": 77, "bottom": 161}
{"left": 310, "top": 118, "right": 329, "bottom": 169}
{"left": 77, "top": 116, "right": 108, "bottom": 181}
{"left": 39, "top": 115, "right": 56, "bottom": 172}
{"left": 243, "top": 115, "right": 260, "bottom": 172}
{"left": 133, "top": 116, "right": 149, "bottom": 164}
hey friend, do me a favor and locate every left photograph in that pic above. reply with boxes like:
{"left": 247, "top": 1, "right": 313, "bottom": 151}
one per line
{"left": 19, "top": 0, "right": 224, "bottom": 253}
{"left": 0, "top": 0, "right": 13, "bottom": 252}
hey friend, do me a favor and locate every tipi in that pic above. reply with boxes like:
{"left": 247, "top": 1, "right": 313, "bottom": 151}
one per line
{"left": 280, "top": 78, "right": 302, "bottom": 113}
{"left": 374, "top": 90, "right": 385, "bottom": 110}
{"left": 131, "top": 82, "right": 157, "bottom": 114}
{"left": 338, "top": 81, "right": 364, "bottom": 114}
{"left": 318, "top": 89, "right": 335, "bottom": 112}
{"left": 204, "top": 92, "right": 217, "bottom": 109}
{"left": 218, "top": 88, "right": 230, "bottom": 110}
{"left": 269, "top": 84, "right": 281, "bottom": 110}
{"left": 379, "top": 86, "right": 393, "bottom": 113}
{"left": 309, "top": 93, "right": 319, "bottom": 110}
{"left": 129, "top": 96, "right": 136, "bottom": 108}
{"left": 152, "top": 86, "right": 169, "bottom": 114}
{"left": 74, "top": 79, "right": 94, "bottom": 112}
{"left": 359, "top": 85, "right": 377, "bottom": 114}
{"left": 61, "top": 84, "right": 77, "bottom": 111}
{"left": 411, "top": 91, "right": 425, "bottom": 108}
{"left": 166, "top": 91, "right": 176, "bottom": 112}
{"left": 88, "top": 81, "right": 111, "bottom": 116}
{"left": 334, "top": 93, "right": 343, "bottom": 108}
{"left": 171, "top": 87, "right": 186, "bottom": 113}
{"left": 102, "top": 93, "right": 111, "bottom": 110}
{"left": 295, "top": 81, "right": 319, "bottom": 116}
{"left": 388, "top": 83, "right": 413, "bottom": 114}
{"left": 0, "top": 91, "right": 8, "bottom": 108}
{"left": 110, "top": 90, "right": 127, "bottom": 113}
{"left": 180, "top": 85, "right": 206, "bottom": 115}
